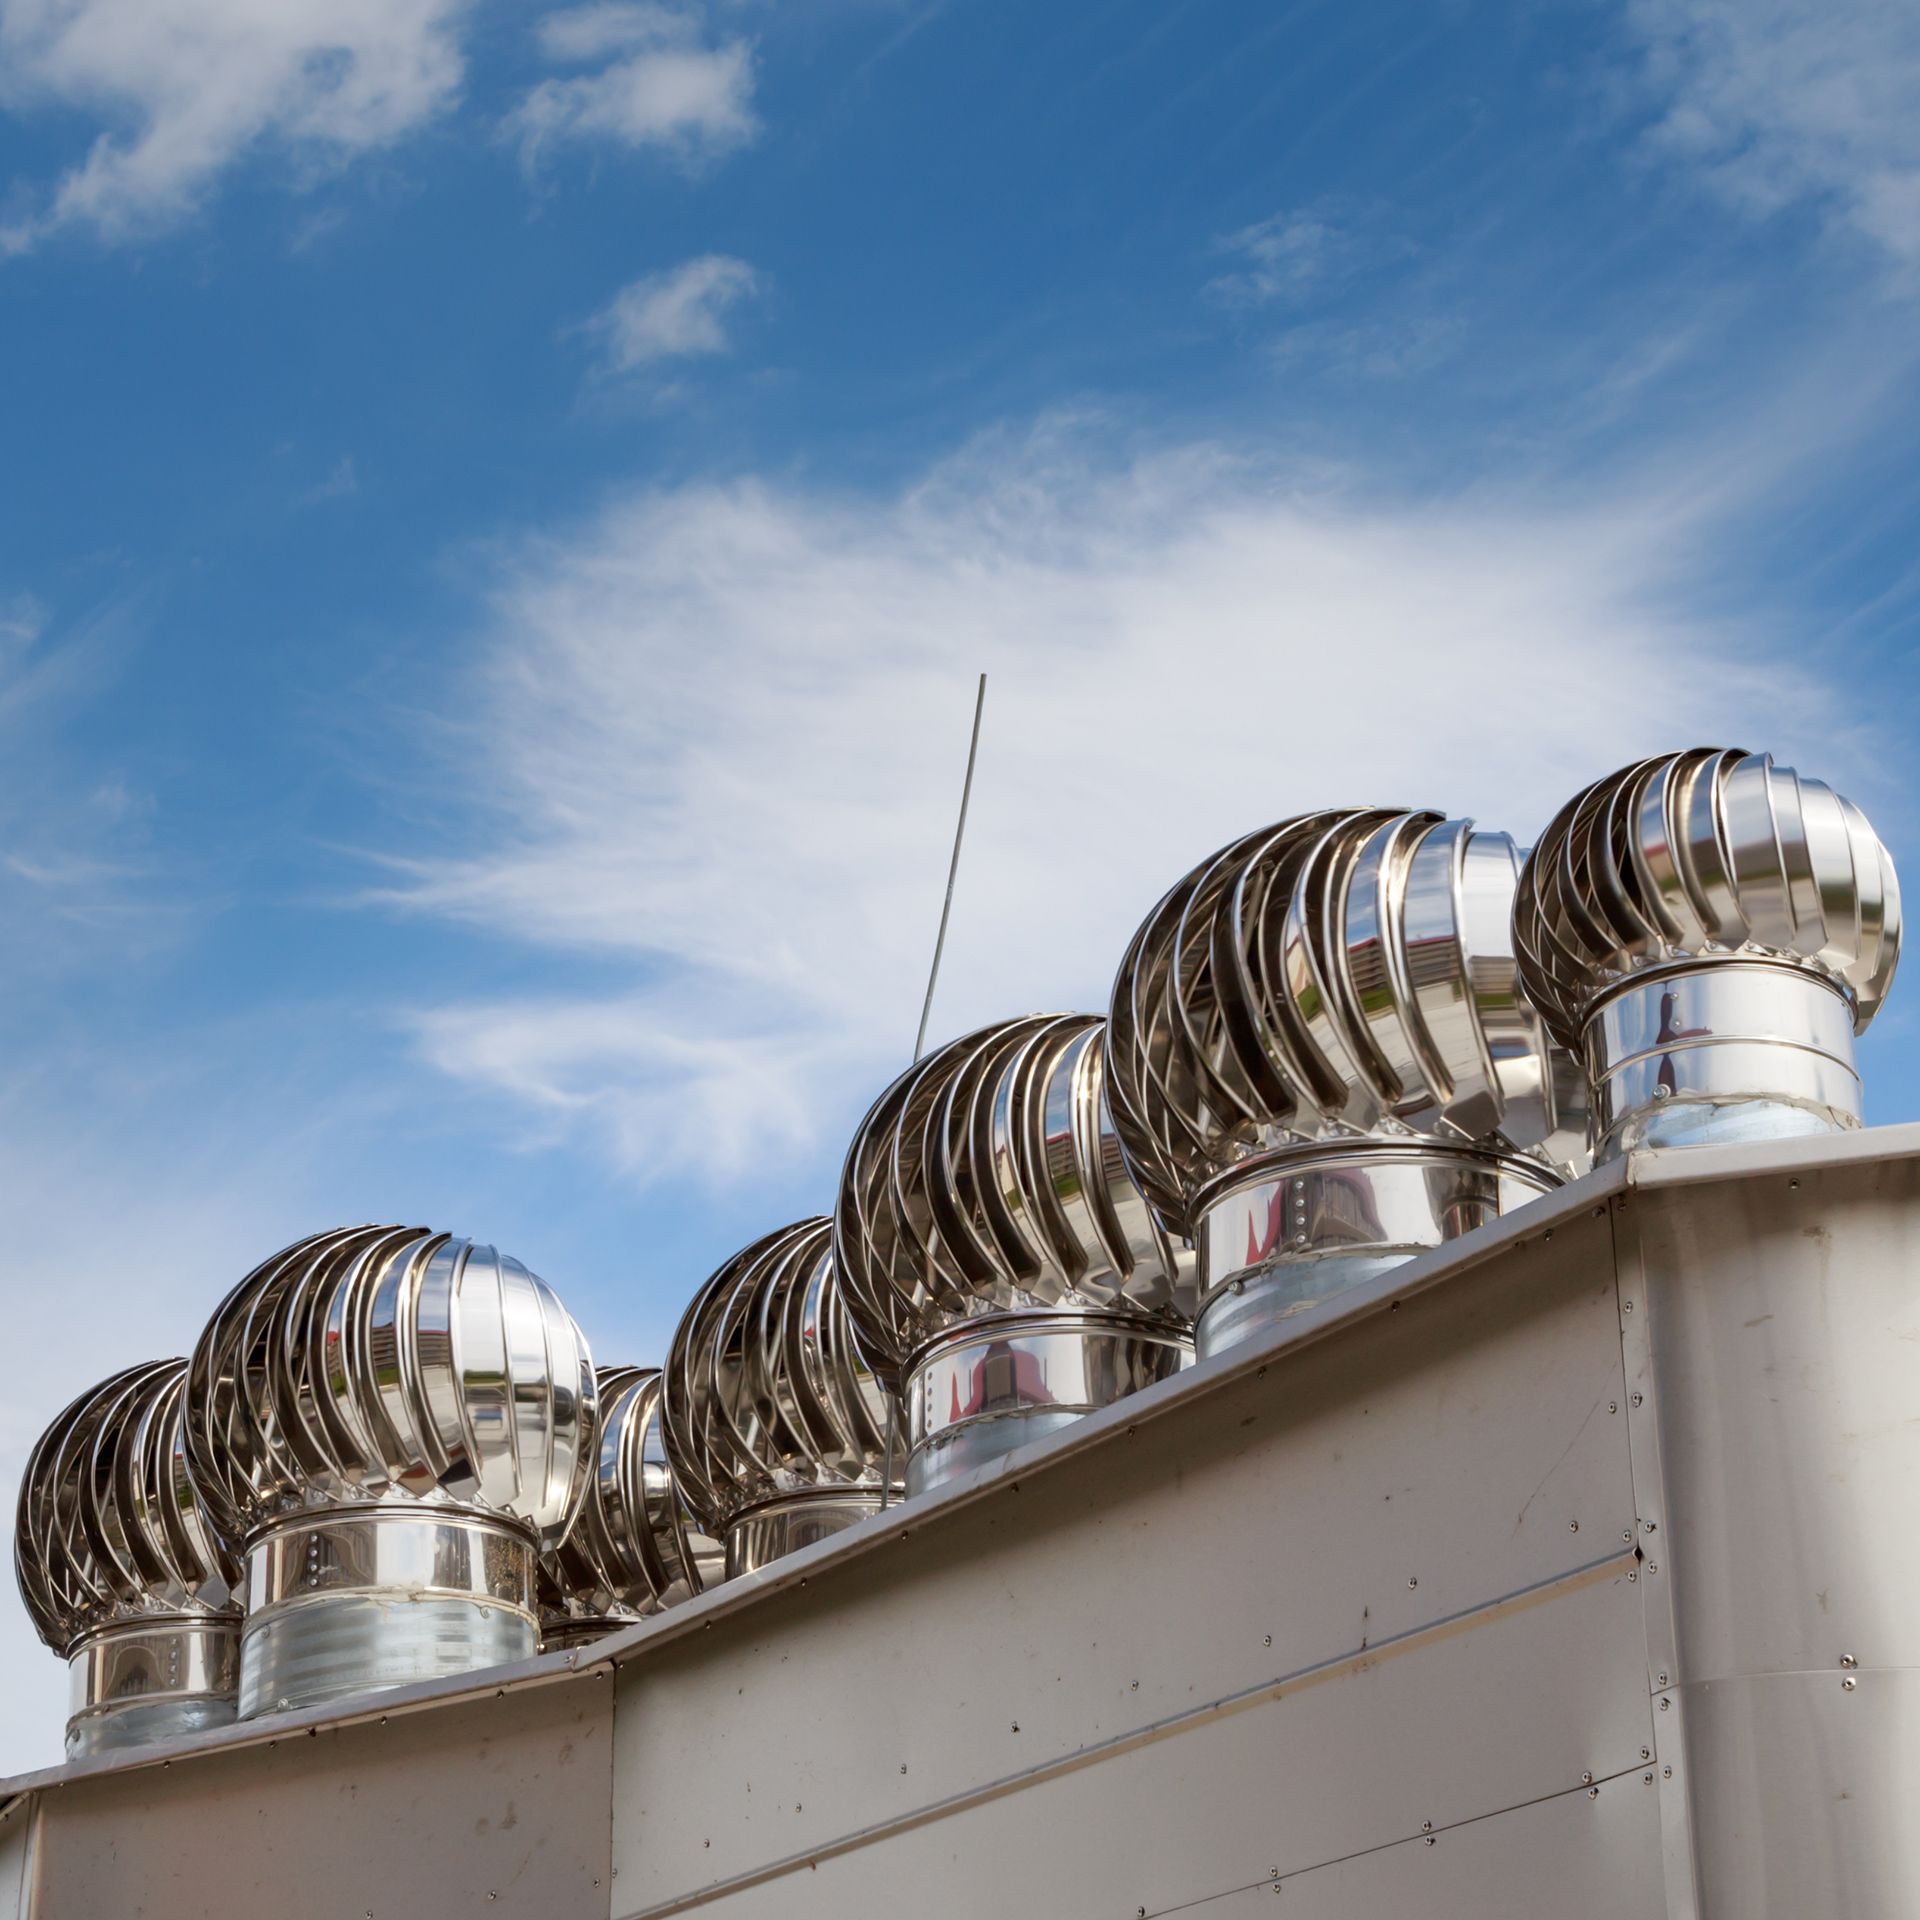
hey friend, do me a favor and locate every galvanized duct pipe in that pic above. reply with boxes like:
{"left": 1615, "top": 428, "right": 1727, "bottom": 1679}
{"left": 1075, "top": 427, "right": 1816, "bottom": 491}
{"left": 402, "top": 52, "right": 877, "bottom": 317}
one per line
{"left": 1513, "top": 748, "right": 1901, "bottom": 1160}
{"left": 835, "top": 1013, "right": 1194, "bottom": 1495}
{"left": 14, "top": 1359, "right": 242, "bottom": 1758}
{"left": 536, "top": 1365, "right": 720, "bottom": 1649}
{"left": 183, "top": 1225, "right": 596, "bottom": 1718}
{"left": 1106, "top": 809, "right": 1587, "bottom": 1357}
{"left": 662, "top": 1219, "right": 900, "bottom": 1578}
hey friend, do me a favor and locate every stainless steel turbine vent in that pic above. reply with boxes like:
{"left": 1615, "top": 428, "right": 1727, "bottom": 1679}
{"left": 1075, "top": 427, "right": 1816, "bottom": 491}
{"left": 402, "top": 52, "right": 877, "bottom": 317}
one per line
{"left": 1513, "top": 748, "right": 1901, "bottom": 1158}
{"left": 1107, "top": 808, "right": 1587, "bottom": 1355}
{"left": 14, "top": 1359, "right": 241, "bottom": 1758}
{"left": 663, "top": 1218, "right": 900, "bottom": 1578}
{"left": 537, "top": 1365, "right": 719, "bottom": 1648}
{"left": 835, "top": 1012, "right": 1194, "bottom": 1495}
{"left": 184, "top": 1224, "right": 597, "bottom": 1717}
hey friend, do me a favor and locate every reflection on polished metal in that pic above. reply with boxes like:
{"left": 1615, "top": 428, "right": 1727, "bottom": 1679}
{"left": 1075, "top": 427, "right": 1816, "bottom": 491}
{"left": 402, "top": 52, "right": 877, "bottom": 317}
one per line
{"left": 183, "top": 1225, "right": 596, "bottom": 1717}
{"left": 537, "top": 1366, "right": 718, "bottom": 1648}
{"left": 836, "top": 1014, "right": 1194, "bottom": 1495}
{"left": 1513, "top": 749, "right": 1902, "bottom": 1160}
{"left": 1106, "top": 810, "right": 1587, "bottom": 1357}
{"left": 14, "top": 1359, "right": 241, "bottom": 1757}
{"left": 663, "top": 1219, "right": 900, "bottom": 1577}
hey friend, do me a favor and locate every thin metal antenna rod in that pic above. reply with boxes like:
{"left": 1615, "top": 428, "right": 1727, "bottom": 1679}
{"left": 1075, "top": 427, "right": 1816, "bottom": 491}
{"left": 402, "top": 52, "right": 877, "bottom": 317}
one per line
{"left": 885, "top": 670, "right": 985, "bottom": 1509}
{"left": 912, "top": 671, "right": 986, "bottom": 1064}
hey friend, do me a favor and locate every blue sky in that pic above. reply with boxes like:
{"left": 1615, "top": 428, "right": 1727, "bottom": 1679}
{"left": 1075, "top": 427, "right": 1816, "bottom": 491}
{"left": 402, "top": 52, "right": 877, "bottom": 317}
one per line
{"left": 2, "top": 0, "right": 1918, "bottom": 1769}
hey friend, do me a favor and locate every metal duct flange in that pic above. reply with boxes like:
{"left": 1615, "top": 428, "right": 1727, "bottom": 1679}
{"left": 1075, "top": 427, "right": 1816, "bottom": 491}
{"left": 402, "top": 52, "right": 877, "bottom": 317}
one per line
{"left": 663, "top": 1219, "right": 900, "bottom": 1578}
{"left": 184, "top": 1225, "right": 596, "bottom": 1717}
{"left": 835, "top": 1013, "right": 1194, "bottom": 1495}
{"left": 1513, "top": 749, "right": 1901, "bottom": 1158}
{"left": 1106, "top": 809, "right": 1586, "bottom": 1355}
{"left": 537, "top": 1366, "right": 719, "bottom": 1647}
{"left": 14, "top": 1359, "right": 241, "bottom": 1758}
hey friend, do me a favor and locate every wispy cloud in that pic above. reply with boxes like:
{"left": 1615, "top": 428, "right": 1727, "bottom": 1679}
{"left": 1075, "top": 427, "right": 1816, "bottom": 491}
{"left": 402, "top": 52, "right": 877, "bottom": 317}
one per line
{"left": 507, "top": 3, "right": 756, "bottom": 173}
{"left": 1628, "top": 0, "right": 1920, "bottom": 270}
{"left": 1206, "top": 208, "right": 1402, "bottom": 310}
{"left": 0, "top": 589, "right": 47, "bottom": 652}
{"left": 299, "top": 454, "right": 360, "bottom": 505}
{"left": 0, "top": 0, "right": 472, "bottom": 253}
{"left": 371, "top": 420, "right": 1842, "bottom": 1186}
{"left": 580, "top": 253, "right": 760, "bottom": 374}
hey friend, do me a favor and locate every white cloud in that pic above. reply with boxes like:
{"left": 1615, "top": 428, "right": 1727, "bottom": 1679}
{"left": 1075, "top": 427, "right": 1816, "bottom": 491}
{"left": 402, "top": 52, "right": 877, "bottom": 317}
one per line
{"left": 0, "top": 589, "right": 48, "bottom": 652}
{"left": 1629, "top": 0, "right": 1920, "bottom": 266}
{"left": 374, "top": 421, "right": 1844, "bottom": 1186}
{"left": 582, "top": 253, "right": 759, "bottom": 372}
{"left": 299, "top": 453, "right": 359, "bottom": 504}
{"left": 0, "top": 0, "right": 471, "bottom": 251}
{"left": 1208, "top": 211, "right": 1366, "bottom": 309}
{"left": 507, "top": 2, "right": 755, "bottom": 172}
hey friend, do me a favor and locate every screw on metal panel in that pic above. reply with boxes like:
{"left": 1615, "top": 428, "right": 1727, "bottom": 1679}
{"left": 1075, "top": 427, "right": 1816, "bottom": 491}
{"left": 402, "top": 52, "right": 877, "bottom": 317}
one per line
{"left": 1624, "top": 1531, "right": 1634, "bottom": 1542}
{"left": 1011, "top": 1722, "right": 1020, "bottom": 1732}
{"left": 1648, "top": 1563, "right": 1658, "bottom": 1575}
{"left": 1630, "top": 1393, "right": 1643, "bottom": 1407}
{"left": 1264, "top": 1635, "right": 1272, "bottom": 1647}
{"left": 1644, "top": 1773, "right": 1654, "bottom": 1785}
{"left": 1640, "top": 1748, "right": 1650, "bottom": 1761}
{"left": 1660, "top": 1697, "right": 1671, "bottom": 1711}
{"left": 1424, "top": 1836, "right": 1436, "bottom": 1847}
{"left": 1569, "top": 1521, "right": 1579, "bottom": 1532}
{"left": 1628, "top": 1571, "right": 1638, "bottom": 1582}
{"left": 1421, "top": 1822, "right": 1432, "bottom": 1832}
{"left": 1841, "top": 1654, "right": 1858, "bottom": 1668}
{"left": 1582, "top": 1773, "right": 1592, "bottom": 1784}
{"left": 900, "top": 1764, "right": 908, "bottom": 1773}
{"left": 1843, "top": 1677, "right": 1858, "bottom": 1692}
{"left": 1623, "top": 1302, "right": 1633, "bottom": 1313}
{"left": 1408, "top": 1577, "right": 1418, "bottom": 1588}
{"left": 1588, "top": 1788, "right": 1599, "bottom": 1800}
{"left": 1130, "top": 1680, "right": 1139, "bottom": 1690}
{"left": 1608, "top": 1402, "right": 1618, "bottom": 1414}
{"left": 1659, "top": 1672, "right": 1668, "bottom": 1686}
{"left": 1663, "top": 1768, "right": 1672, "bottom": 1779}
{"left": 1789, "top": 1180, "right": 1799, "bottom": 1190}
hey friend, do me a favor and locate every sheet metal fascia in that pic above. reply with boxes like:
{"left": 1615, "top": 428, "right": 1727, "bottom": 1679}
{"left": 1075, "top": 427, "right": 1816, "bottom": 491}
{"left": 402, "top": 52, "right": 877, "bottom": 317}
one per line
{"left": 1611, "top": 1186, "right": 1702, "bottom": 1920}
{"left": 606, "top": 1570, "right": 1656, "bottom": 1919}
{"left": 1193, "top": 1764, "right": 1667, "bottom": 1918}
{"left": 0, "top": 1797, "right": 32, "bottom": 1920}
{"left": 21, "top": 1671, "right": 615, "bottom": 1920}
{"left": 1676, "top": 1667, "right": 1920, "bottom": 1916}
{"left": 607, "top": 1206, "right": 1645, "bottom": 1910}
